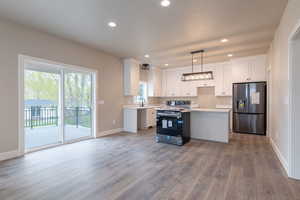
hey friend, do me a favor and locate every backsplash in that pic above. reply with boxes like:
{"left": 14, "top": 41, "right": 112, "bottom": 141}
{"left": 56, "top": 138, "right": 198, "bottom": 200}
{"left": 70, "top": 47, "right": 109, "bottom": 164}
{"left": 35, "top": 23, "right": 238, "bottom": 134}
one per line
{"left": 123, "top": 87, "right": 231, "bottom": 108}
{"left": 123, "top": 96, "right": 160, "bottom": 105}
{"left": 158, "top": 87, "right": 232, "bottom": 108}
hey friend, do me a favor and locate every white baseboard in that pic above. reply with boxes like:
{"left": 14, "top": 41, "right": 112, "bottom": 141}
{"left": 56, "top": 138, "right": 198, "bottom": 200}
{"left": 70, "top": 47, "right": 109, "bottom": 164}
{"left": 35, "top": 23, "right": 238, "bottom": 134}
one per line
{"left": 270, "top": 138, "right": 289, "bottom": 174}
{"left": 0, "top": 150, "right": 22, "bottom": 162}
{"left": 97, "top": 128, "right": 123, "bottom": 138}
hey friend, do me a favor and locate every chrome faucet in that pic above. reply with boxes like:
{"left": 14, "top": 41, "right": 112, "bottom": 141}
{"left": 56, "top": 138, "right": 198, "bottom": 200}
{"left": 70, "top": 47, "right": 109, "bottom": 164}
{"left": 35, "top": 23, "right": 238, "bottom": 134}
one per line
{"left": 141, "top": 98, "right": 145, "bottom": 107}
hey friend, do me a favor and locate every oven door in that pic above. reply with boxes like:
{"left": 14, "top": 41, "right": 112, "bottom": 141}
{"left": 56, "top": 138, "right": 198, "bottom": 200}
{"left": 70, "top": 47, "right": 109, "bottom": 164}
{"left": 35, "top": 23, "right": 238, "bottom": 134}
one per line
{"left": 157, "top": 114, "right": 183, "bottom": 136}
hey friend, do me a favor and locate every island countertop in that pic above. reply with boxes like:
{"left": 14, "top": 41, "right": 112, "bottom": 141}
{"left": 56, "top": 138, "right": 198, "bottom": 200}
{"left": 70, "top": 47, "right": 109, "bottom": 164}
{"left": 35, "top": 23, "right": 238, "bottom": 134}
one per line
{"left": 190, "top": 108, "right": 231, "bottom": 113}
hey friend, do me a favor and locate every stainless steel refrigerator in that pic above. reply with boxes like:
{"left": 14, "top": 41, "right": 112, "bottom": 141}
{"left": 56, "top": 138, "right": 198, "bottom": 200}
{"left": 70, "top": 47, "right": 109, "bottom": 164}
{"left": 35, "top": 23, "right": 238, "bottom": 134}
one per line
{"left": 233, "top": 82, "right": 267, "bottom": 135}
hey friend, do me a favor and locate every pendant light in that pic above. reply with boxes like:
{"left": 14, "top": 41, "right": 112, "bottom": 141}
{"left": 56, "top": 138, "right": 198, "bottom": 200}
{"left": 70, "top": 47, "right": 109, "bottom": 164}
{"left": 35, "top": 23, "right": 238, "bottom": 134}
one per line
{"left": 181, "top": 50, "right": 213, "bottom": 81}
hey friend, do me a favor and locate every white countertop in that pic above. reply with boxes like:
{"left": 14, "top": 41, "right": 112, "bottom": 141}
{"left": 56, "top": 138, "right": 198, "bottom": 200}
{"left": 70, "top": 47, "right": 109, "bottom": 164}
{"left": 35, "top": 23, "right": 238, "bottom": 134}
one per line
{"left": 123, "top": 105, "right": 231, "bottom": 113}
{"left": 190, "top": 108, "right": 231, "bottom": 113}
{"left": 123, "top": 105, "right": 161, "bottom": 110}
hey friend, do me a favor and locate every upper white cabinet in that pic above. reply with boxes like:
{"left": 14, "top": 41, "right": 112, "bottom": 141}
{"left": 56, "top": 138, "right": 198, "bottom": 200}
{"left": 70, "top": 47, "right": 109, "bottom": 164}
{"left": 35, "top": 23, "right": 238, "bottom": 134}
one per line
{"left": 148, "top": 67, "right": 162, "bottom": 97}
{"left": 215, "top": 62, "right": 233, "bottom": 96}
{"left": 232, "top": 55, "right": 266, "bottom": 83}
{"left": 159, "top": 54, "right": 266, "bottom": 97}
{"left": 178, "top": 67, "right": 198, "bottom": 97}
{"left": 249, "top": 55, "right": 267, "bottom": 82}
{"left": 194, "top": 64, "right": 216, "bottom": 87}
{"left": 164, "top": 69, "right": 181, "bottom": 97}
{"left": 162, "top": 67, "right": 197, "bottom": 97}
{"left": 123, "top": 58, "right": 140, "bottom": 96}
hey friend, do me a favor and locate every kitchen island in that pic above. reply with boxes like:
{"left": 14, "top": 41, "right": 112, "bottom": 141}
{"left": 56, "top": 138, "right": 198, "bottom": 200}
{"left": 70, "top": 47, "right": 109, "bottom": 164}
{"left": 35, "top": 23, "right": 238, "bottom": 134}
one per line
{"left": 190, "top": 108, "right": 231, "bottom": 143}
{"left": 124, "top": 105, "right": 231, "bottom": 143}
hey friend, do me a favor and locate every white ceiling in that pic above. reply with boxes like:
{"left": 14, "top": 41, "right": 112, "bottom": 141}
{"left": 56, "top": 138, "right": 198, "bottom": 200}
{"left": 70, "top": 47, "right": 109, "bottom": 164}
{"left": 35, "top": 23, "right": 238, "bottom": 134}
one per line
{"left": 0, "top": 0, "right": 287, "bottom": 68}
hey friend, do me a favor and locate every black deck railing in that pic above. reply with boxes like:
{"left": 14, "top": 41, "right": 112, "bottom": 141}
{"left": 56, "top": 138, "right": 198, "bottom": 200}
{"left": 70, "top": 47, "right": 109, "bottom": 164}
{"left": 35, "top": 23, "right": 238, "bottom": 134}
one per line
{"left": 24, "top": 106, "right": 58, "bottom": 128}
{"left": 64, "top": 107, "right": 92, "bottom": 128}
{"left": 24, "top": 106, "right": 91, "bottom": 129}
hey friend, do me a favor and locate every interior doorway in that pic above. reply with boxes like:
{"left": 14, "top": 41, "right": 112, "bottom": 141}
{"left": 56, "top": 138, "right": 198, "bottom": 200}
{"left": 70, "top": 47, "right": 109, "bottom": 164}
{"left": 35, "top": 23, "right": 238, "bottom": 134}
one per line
{"left": 289, "top": 21, "right": 300, "bottom": 180}
{"left": 20, "top": 55, "right": 96, "bottom": 152}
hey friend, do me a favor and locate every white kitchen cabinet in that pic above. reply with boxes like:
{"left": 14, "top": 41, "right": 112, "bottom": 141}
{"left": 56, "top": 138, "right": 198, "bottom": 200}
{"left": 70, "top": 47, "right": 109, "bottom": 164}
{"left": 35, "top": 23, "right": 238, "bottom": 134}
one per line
{"left": 232, "top": 59, "right": 249, "bottom": 83}
{"left": 193, "top": 64, "right": 216, "bottom": 88}
{"left": 166, "top": 70, "right": 180, "bottom": 97}
{"left": 162, "top": 67, "right": 198, "bottom": 97}
{"left": 232, "top": 55, "right": 266, "bottom": 83}
{"left": 146, "top": 108, "right": 157, "bottom": 127}
{"left": 123, "top": 58, "right": 140, "bottom": 96}
{"left": 139, "top": 108, "right": 156, "bottom": 129}
{"left": 215, "top": 62, "right": 233, "bottom": 96}
{"left": 162, "top": 69, "right": 182, "bottom": 97}
{"left": 161, "top": 65, "right": 217, "bottom": 97}
{"left": 249, "top": 55, "right": 267, "bottom": 82}
{"left": 148, "top": 67, "right": 162, "bottom": 97}
{"left": 138, "top": 108, "right": 156, "bottom": 129}
{"left": 162, "top": 70, "right": 168, "bottom": 97}
{"left": 179, "top": 67, "right": 197, "bottom": 97}
{"left": 181, "top": 81, "right": 198, "bottom": 97}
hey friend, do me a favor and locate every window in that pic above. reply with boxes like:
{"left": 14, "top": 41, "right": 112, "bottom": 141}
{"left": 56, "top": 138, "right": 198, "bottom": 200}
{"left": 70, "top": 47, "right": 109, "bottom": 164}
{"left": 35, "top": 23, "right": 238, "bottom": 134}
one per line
{"left": 135, "top": 81, "right": 148, "bottom": 103}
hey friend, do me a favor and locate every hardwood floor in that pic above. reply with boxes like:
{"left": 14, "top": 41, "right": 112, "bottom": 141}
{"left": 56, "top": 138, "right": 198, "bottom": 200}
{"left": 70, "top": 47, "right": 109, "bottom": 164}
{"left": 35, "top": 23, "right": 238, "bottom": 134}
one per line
{"left": 0, "top": 130, "right": 299, "bottom": 200}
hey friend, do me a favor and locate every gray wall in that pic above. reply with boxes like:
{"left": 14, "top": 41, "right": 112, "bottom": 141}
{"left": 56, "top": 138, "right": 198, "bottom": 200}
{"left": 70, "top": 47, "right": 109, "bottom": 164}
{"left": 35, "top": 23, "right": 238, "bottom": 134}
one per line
{"left": 0, "top": 19, "right": 124, "bottom": 153}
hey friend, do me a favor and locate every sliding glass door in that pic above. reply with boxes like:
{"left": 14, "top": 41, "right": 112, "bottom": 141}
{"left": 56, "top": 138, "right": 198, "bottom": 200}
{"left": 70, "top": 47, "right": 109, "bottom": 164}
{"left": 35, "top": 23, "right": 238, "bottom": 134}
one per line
{"left": 24, "top": 58, "right": 95, "bottom": 151}
{"left": 24, "top": 69, "right": 62, "bottom": 149}
{"left": 64, "top": 70, "right": 93, "bottom": 141}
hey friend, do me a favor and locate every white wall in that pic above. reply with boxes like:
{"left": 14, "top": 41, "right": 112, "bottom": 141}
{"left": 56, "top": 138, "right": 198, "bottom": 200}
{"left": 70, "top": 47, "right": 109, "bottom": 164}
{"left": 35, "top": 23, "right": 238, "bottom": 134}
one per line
{"left": 0, "top": 19, "right": 124, "bottom": 154}
{"left": 291, "top": 35, "right": 300, "bottom": 178}
{"left": 268, "top": 0, "right": 300, "bottom": 170}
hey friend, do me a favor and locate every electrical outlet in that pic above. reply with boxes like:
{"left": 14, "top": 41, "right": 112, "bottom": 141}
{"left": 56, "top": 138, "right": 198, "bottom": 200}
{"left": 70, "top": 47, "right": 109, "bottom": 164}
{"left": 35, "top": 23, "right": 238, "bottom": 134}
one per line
{"left": 98, "top": 100, "right": 105, "bottom": 105}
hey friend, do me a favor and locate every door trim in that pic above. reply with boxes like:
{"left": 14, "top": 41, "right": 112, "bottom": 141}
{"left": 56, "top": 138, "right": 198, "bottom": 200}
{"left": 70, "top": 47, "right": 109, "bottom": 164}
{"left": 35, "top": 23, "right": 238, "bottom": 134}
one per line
{"left": 18, "top": 55, "right": 97, "bottom": 154}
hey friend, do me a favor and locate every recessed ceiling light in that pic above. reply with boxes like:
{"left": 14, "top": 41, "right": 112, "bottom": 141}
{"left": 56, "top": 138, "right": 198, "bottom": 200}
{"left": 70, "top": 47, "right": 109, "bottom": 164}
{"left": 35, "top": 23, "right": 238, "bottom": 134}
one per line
{"left": 108, "top": 22, "right": 117, "bottom": 28}
{"left": 144, "top": 54, "right": 150, "bottom": 58}
{"left": 161, "top": 0, "right": 171, "bottom": 7}
{"left": 228, "top": 54, "right": 233, "bottom": 57}
{"left": 165, "top": 64, "right": 169, "bottom": 66}
{"left": 221, "top": 38, "right": 228, "bottom": 43}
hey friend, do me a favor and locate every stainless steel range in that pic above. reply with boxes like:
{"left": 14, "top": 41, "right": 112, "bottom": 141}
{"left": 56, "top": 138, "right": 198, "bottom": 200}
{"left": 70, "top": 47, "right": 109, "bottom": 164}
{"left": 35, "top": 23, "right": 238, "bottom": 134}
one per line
{"left": 156, "top": 101, "right": 191, "bottom": 146}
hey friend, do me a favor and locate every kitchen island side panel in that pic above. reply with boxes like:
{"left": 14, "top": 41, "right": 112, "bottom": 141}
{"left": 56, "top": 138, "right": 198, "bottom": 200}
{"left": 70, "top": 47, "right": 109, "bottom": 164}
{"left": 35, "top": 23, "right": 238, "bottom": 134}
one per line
{"left": 191, "top": 111, "right": 230, "bottom": 143}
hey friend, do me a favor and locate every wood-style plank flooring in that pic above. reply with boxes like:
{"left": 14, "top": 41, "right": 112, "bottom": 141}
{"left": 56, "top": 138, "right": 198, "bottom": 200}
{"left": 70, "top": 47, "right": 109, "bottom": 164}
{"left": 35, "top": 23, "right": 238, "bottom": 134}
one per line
{"left": 0, "top": 129, "right": 300, "bottom": 200}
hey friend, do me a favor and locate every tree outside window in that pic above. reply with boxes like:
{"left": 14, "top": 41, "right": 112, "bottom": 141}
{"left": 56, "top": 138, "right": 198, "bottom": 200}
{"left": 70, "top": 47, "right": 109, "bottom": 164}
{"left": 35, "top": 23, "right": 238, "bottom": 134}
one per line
{"left": 135, "top": 81, "right": 148, "bottom": 103}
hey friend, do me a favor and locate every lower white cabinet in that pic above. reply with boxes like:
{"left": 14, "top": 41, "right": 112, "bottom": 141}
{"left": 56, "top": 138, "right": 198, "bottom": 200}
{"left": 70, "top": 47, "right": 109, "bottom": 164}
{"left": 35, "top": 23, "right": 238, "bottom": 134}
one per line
{"left": 139, "top": 108, "right": 156, "bottom": 129}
